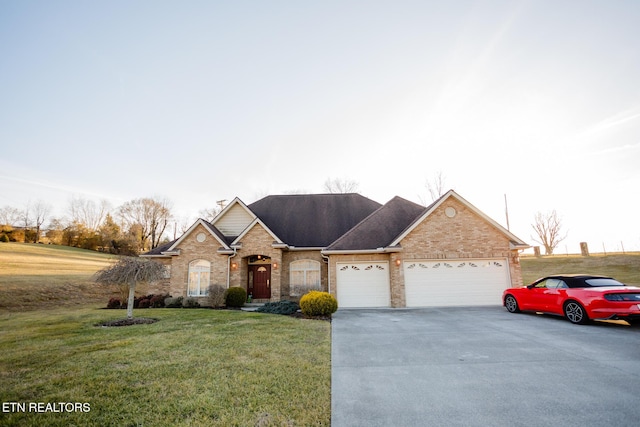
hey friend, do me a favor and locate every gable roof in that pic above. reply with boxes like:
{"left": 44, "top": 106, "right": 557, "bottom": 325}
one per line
{"left": 248, "top": 193, "right": 382, "bottom": 247}
{"left": 163, "top": 218, "right": 231, "bottom": 253}
{"left": 390, "top": 190, "right": 529, "bottom": 249}
{"left": 325, "top": 196, "right": 427, "bottom": 251}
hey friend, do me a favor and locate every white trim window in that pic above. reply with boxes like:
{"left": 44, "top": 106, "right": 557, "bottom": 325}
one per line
{"left": 290, "top": 260, "right": 321, "bottom": 296}
{"left": 188, "top": 259, "right": 210, "bottom": 297}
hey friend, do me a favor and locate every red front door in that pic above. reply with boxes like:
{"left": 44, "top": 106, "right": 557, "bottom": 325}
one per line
{"left": 249, "top": 265, "right": 271, "bottom": 299}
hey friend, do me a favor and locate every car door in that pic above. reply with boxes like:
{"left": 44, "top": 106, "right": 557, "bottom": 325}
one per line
{"left": 543, "top": 279, "right": 569, "bottom": 315}
{"left": 525, "top": 279, "right": 562, "bottom": 312}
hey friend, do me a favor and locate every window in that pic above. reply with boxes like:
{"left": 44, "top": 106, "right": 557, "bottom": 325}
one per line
{"left": 290, "top": 260, "right": 321, "bottom": 296}
{"left": 188, "top": 260, "right": 210, "bottom": 297}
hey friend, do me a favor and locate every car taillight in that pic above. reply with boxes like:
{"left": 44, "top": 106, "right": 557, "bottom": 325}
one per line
{"left": 604, "top": 293, "right": 640, "bottom": 301}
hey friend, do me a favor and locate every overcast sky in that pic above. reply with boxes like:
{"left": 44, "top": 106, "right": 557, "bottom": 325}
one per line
{"left": 1, "top": 0, "right": 639, "bottom": 253}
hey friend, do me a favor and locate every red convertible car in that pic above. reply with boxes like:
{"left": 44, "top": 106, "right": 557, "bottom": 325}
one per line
{"left": 503, "top": 274, "right": 640, "bottom": 325}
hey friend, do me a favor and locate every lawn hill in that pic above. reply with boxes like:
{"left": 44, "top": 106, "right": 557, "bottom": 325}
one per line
{"left": 0, "top": 242, "right": 118, "bottom": 311}
{"left": 520, "top": 252, "right": 640, "bottom": 286}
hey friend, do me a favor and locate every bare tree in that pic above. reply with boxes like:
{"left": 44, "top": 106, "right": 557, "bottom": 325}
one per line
{"left": 0, "top": 206, "right": 21, "bottom": 226}
{"left": 94, "top": 257, "right": 167, "bottom": 319}
{"left": 69, "top": 197, "right": 111, "bottom": 231}
{"left": 323, "top": 177, "right": 360, "bottom": 193}
{"left": 20, "top": 202, "right": 31, "bottom": 243}
{"left": 32, "top": 200, "right": 51, "bottom": 243}
{"left": 531, "top": 210, "right": 568, "bottom": 255}
{"left": 118, "top": 197, "right": 172, "bottom": 250}
{"left": 426, "top": 171, "right": 447, "bottom": 202}
{"left": 198, "top": 207, "right": 220, "bottom": 223}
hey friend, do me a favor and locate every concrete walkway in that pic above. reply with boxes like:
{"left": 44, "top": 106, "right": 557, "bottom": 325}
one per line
{"left": 331, "top": 307, "right": 640, "bottom": 427}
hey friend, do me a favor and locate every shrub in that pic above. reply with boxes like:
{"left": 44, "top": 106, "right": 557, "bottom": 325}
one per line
{"left": 149, "top": 294, "right": 169, "bottom": 308}
{"left": 256, "top": 300, "right": 299, "bottom": 315}
{"left": 207, "top": 284, "right": 226, "bottom": 308}
{"left": 299, "top": 291, "right": 338, "bottom": 317}
{"left": 165, "top": 296, "right": 183, "bottom": 308}
{"left": 0, "top": 234, "right": 9, "bottom": 243}
{"left": 225, "top": 286, "right": 247, "bottom": 308}
{"left": 183, "top": 298, "right": 200, "bottom": 308}
{"left": 138, "top": 299, "right": 150, "bottom": 308}
{"left": 107, "top": 297, "right": 122, "bottom": 309}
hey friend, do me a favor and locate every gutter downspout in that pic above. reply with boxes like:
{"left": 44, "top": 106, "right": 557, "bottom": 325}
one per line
{"left": 321, "top": 253, "right": 331, "bottom": 295}
{"left": 227, "top": 247, "right": 238, "bottom": 289}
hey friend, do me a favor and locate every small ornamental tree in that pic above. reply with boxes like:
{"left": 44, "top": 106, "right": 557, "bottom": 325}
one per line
{"left": 94, "top": 257, "right": 167, "bottom": 319}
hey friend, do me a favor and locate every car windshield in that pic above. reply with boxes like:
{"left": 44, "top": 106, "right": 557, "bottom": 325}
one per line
{"left": 584, "top": 278, "right": 625, "bottom": 287}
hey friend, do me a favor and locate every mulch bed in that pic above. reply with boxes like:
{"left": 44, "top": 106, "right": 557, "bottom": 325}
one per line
{"left": 97, "top": 318, "right": 159, "bottom": 327}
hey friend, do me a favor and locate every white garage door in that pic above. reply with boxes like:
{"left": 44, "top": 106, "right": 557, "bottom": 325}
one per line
{"left": 336, "top": 262, "right": 390, "bottom": 308}
{"left": 404, "top": 259, "right": 510, "bottom": 307}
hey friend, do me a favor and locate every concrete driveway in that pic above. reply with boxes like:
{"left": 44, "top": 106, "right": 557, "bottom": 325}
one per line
{"left": 331, "top": 306, "right": 640, "bottom": 427}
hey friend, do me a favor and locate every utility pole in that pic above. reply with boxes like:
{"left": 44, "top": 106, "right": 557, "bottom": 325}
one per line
{"left": 504, "top": 194, "right": 510, "bottom": 231}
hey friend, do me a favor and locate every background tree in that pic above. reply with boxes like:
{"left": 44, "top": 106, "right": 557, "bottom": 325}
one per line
{"left": 323, "top": 177, "right": 360, "bottom": 193}
{"left": 69, "top": 197, "right": 111, "bottom": 231}
{"left": 32, "top": 200, "right": 51, "bottom": 243}
{"left": 531, "top": 210, "right": 568, "bottom": 255}
{"left": 94, "top": 257, "right": 167, "bottom": 319}
{"left": 20, "top": 202, "right": 31, "bottom": 243}
{"left": 420, "top": 171, "right": 448, "bottom": 205}
{"left": 0, "top": 206, "right": 21, "bottom": 226}
{"left": 118, "top": 197, "right": 172, "bottom": 251}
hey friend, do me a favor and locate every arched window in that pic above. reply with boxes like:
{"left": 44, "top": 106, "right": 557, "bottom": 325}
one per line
{"left": 188, "top": 260, "right": 210, "bottom": 297}
{"left": 290, "top": 260, "right": 321, "bottom": 296}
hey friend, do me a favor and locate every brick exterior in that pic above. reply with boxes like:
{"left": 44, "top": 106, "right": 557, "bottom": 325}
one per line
{"left": 147, "top": 194, "right": 524, "bottom": 308}
{"left": 327, "top": 198, "right": 524, "bottom": 308}
{"left": 232, "top": 223, "right": 283, "bottom": 302}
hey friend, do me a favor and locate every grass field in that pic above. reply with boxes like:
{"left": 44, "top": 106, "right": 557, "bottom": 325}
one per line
{"left": 0, "top": 308, "right": 331, "bottom": 426}
{"left": 0, "top": 243, "right": 118, "bottom": 311}
{"left": 0, "top": 243, "right": 331, "bottom": 426}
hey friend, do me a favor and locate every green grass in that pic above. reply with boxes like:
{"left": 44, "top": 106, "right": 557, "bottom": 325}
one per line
{"left": 0, "top": 243, "right": 118, "bottom": 311}
{"left": 521, "top": 252, "right": 640, "bottom": 286}
{"left": 0, "top": 308, "right": 331, "bottom": 426}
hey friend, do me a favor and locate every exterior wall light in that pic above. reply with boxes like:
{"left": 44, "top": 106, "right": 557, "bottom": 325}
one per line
{"left": 231, "top": 262, "right": 238, "bottom": 270}
{"left": 395, "top": 259, "right": 402, "bottom": 267}
{"left": 273, "top": 262, "right": 278, "bottom": 269}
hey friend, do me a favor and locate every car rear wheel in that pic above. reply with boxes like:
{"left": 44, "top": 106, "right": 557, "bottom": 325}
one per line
{"left": 564, "top": 301, "right": 589, "bottom": 324}
{"left": 504, "top": 295, "right": 520, "bottom": 313}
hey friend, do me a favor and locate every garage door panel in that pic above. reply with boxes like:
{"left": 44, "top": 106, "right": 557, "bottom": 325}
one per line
{"left": 404, "top": 259, "right": 509, "bottom": 307}
{"left": 336, "top": 262, "right": 390, "bottom": 308}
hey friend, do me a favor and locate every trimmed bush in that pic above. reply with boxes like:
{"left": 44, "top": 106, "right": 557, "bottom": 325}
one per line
{"left": 149, "top": 294, "right": 169, "bottom": 308}
{"left": 164, "top": 296, "right": 183, "bottom": 308}
{"left": 207, "top": 284, "right": 226, "bottom": 308}
{"left": 138, "top": 299, "right": 150, "bottom": 308}
{"left": 256, "top": 300, "right": 299, "bottom": 315}
{"left": 225, "top": 287, "right": 247, "bottom": 308}
{"left": 107, "top": 297, "right": 122, "bottom": 309}
{"left": 183, "top": 298, "right": 200, "bottom": 308}
{"left": 299, "top": 291, "right": 338, "bottom": 317}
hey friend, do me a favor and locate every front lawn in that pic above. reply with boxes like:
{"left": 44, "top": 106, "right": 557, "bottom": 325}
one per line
{"left": 0, "top": 308, "right": 331, "bottom": 426}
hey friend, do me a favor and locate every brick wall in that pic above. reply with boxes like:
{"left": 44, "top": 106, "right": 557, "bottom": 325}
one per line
{"left": 232, "top": 224, "right": 283, "bottom": 302}
{"left": 169, "top": 224, "right": 228, "bottom": 302}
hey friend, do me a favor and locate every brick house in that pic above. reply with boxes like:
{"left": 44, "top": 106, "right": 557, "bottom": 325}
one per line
{"left": 142, "top": 190, "right": 528, "bottom": 308}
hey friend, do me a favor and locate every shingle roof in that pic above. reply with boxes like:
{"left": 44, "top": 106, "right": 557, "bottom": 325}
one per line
{"left": 143, "top": 239, "right": 176, "bottom": 255}
{"left": 247, "top": 193, "right": 382, "bottom": 247}
{"left": 325, "top": 196, "right": 427, "bottom": 250}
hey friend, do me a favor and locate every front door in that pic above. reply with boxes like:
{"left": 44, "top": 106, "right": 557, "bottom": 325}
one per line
{"left": 249, "top": 265, "right": 271, "bottom": 299}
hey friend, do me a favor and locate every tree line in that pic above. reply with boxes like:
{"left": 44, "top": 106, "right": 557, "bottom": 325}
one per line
{"left": 0, "top": 197, "right": 187, "bottom": 255}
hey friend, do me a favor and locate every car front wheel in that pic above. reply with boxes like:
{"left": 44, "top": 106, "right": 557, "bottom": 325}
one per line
{"left": 504, "top": 295, "right": 520, "bottom": 313}
{"left": 564, "top": 301, "right": 589, "bottom": 324}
